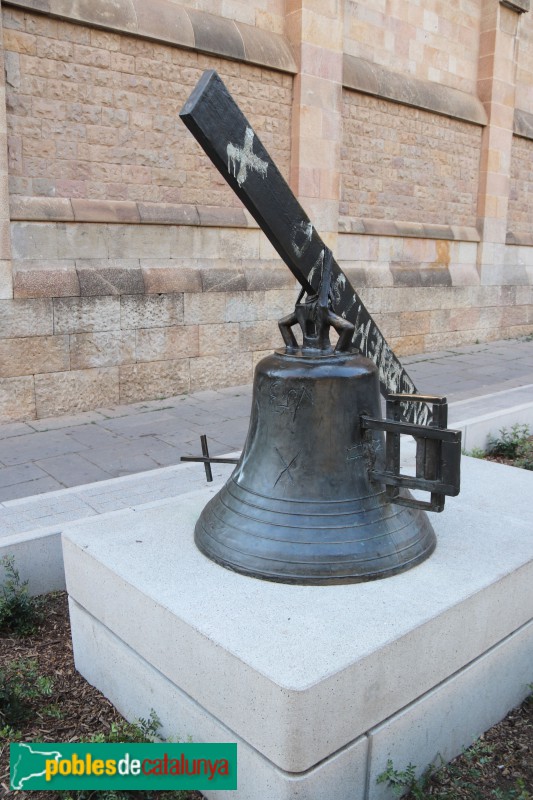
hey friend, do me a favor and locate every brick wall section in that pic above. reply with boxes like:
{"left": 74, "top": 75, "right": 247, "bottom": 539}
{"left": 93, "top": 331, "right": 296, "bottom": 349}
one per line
{"left": 508, "top": 134, "right": 533, "bottom": 239}
{"left": 343, "top": 0, "right": 481, "bottom": 96}
{"left": 0, "top": 287, "right": 296, "bottom": 420}
{"left": 359, "top": 283, "right": 533, "bottom": 357}
{"left": 341, "top": 90, "right": 482, "bottom": 226}
{"left": 515, "top": 5, "right": 533, "bottom": 114}
{"left": 3, "top": 8, "right": 292, "bottom": 206}
{"left": 0, "top": 7, "right": 12, "bottom": 299}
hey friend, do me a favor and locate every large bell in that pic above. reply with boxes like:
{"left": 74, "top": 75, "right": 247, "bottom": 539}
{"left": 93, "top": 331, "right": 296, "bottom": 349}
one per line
{"left": 195, "top": 253, "right": 436, "bottom": 584}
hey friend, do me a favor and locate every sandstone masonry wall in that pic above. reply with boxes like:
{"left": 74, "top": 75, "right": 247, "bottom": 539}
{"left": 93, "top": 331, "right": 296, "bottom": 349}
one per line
{"left": 341, "top": 91, "right": 482, "bottom": 227}
{"left": 4, "top": 7, "right": 291, "bottom": 206}
{"left": 343, "top": 0, "right": 481, "bottom": 95}
{"left": 508, "top": 133, "right": 533, "bottom": 242}
{"left": 516, "top": 4, "right": 533, "bottom": 113}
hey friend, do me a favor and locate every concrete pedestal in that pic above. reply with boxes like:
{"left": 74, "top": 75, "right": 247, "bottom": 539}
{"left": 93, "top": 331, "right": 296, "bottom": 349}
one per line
{"left": 62, "top": 456, "right": 533, "bottom": 800}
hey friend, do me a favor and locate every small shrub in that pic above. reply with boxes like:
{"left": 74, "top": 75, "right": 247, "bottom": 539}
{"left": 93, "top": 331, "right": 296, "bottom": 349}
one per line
{"left": 487, "top": 424, "right": 530, "bottom": 460}
{"left": 376, "top": 759, "right": 433, "bottom": 799}
{"left": 465, "top": 447, "right": 487, "bottom": 459}
{"left": 515, "top": 437, "right": 533, "bottom": 471}
{"left": 0, "top": 723, "right": 22, "bottom": 742}
{"left": 0, "top": 659, "right": 53, "bottom": 726}
{"left": 83, "top": 709, "right": 163, "bottom": 744}
{"left": 0, "top": 555, "right": 43, "bottom": 636}
{"left": 42, "top": 703, "right": 64, "bottom": 719}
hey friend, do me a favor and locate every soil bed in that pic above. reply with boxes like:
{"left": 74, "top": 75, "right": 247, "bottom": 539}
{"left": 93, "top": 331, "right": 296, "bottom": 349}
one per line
{"left": 0, "top": 592, "right": 203, "bottom": 800}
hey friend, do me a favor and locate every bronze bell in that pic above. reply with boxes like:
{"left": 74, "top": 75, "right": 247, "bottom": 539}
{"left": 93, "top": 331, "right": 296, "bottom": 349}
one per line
{"left": 193, "top": 250, "right": 449, "bottom": 585}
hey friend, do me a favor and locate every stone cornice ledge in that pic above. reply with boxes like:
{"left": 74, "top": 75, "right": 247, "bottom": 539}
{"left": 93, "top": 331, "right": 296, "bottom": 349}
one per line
{"left": 506, "top": 231, "right": 533, "bottom": 246}
{"left": 339, "top": 217, "right": 480, "bottom": 242}
{"left": 12, "top": 259, "right": 296, "bottom": 298}
{"left": 500, "top": 0, "right": 530, "bottom": 12}
{"left": 3, "top": 0, "right": 297, "bottom": 74}
{"left": 343, "top": 55, "right": 487, "bottom": 127}
{"left": 514, "top": 109, "right": 533, "bottom": 140}
{"left": 9, "top": 197, "right": 255, "bottom": 228}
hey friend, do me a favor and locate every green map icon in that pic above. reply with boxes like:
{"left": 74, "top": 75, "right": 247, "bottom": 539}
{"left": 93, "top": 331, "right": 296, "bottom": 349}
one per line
{"left": 11, "top": 743, "right": 64, "bottom": 789}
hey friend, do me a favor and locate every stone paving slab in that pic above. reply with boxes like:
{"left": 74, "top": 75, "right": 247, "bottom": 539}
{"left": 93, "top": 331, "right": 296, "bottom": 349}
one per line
{"left": 34, "top": 453, "right": 114, "bottom": 488}
{"left": 0, "top": 475, "right": 63, "bottom": 503}
{"left": 0, "top": 339, "right": 531, "bottom": 509}
{"left": 0, "top": 459, "right": 237, "bottom": 539}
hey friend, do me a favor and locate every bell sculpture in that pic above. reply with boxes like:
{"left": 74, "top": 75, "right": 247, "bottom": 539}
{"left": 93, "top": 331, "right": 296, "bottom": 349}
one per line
{"left": 194, "top": 251, "right": 438, "bottom": 584}
{"left": 180, "top": 70, "right": 461, "bottom": 585}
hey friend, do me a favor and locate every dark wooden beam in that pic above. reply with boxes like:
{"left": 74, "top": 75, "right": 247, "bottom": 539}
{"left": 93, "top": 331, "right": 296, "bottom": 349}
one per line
{"left": 180, "top": 70, "right": 429, "bottom": 424}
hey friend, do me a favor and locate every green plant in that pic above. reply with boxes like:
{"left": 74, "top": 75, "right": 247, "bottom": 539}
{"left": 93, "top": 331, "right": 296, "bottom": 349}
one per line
{"left": 0, "top": 555, "right": 44, "bottom": 636}
{"left": 515, "top": 437, "right": 533, "bottom": 470}
{"left": 464, "top": 446, "right": 487, "bottom": 459}
{"left": 461, "top": 738, "right": 494, "bottom": 765}
{"left": 492, "top": 779, "right": 531, "bottom": 800}
{"left": 376, "top": 759, "right": 434, "bottom": 798}
{"left": 487, "top": 424, "right": 530, "bottom": 459}
{"left": 375, "top": 737, "right": 532, "bottom": 800}
{"left": 83, "top": 710, "right": 163, "bottom": 744}
{"left": 42, "top": 703, "right": 64, "bottom": 719}
{"left": 0, "top": 659, "right": 53, "bottom": 726}
{"left": 0, "top": 723, "right": 23, "bottom": 742}
{"left": 63, "top": 792, "right": 189, "bottom": 800}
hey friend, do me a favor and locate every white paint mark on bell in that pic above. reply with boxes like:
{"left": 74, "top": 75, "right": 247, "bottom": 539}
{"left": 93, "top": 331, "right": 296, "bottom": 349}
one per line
{"left": 227, "top": 127, "right": 268, "bottom": 187}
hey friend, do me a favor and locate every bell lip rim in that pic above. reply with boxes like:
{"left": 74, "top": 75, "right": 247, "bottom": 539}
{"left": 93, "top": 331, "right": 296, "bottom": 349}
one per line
{"left": 194, "top": 534, "right": 437, "bottom": 585}
{"left": 270, "top": 347, "right": 374, "bottom": 364}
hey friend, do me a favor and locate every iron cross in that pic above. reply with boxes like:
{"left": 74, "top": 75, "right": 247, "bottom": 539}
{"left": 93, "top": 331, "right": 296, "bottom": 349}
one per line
{"left": 180, "top": 70, "right": 430, "bottom": 425}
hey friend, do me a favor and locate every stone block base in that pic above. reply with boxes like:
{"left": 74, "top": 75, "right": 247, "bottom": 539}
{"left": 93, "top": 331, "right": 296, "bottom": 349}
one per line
{"left": 62, "top": 456, "right": 533, "bottom": 799}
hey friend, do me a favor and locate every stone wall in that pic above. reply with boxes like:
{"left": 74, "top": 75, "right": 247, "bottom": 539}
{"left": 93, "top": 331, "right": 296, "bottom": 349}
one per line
{"left": 0, "top": 3, "right": 12, "bottom": 302}
{"left": 4, "top": 7, "right": 292, "bottom": 206}
{"left": 338, "top": 235, "right": 533, "bottom": 355}
{"left": 0, "top": 284, "right": 295, "bottom": 420}
{"left": 343, "top": 0, "right": 481, "bottom": 95}
{"left": 341, "top": 90, "right": 482, "bottom": 227}
{"left": 508, "top": 133, "right": 533, "bottom": 242}
{"left": 516, "top": 4, "right": 533, "bottom": 113}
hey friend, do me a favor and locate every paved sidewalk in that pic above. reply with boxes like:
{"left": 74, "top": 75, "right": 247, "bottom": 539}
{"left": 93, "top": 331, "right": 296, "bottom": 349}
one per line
{"left": 0, "top": 337, "right": 532, "bottom": 505}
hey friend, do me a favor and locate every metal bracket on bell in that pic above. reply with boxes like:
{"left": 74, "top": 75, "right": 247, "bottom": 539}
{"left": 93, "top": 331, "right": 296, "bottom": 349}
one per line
{"left": 361, "top": 394, "right": 461, "bottom": 512}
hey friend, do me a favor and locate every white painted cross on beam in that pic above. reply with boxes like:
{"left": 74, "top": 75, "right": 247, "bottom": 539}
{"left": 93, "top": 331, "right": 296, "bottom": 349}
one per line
{"left": 227, "top": 127, "right": 268, "bottom": 187}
